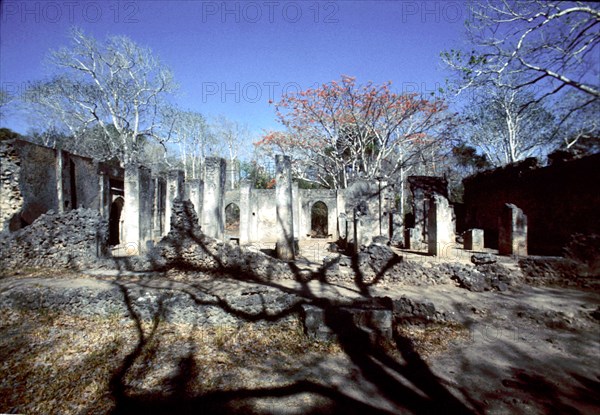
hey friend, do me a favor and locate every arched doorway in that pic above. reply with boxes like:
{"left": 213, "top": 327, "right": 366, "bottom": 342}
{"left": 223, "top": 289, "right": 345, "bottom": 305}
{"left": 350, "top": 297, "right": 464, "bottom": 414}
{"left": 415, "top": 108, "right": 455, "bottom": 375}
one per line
{"left": 225, "top": 203, "right": 240, "bottom": 236}
{"left": 311, "top": 201, "right": 328, "bottom": 238}
{"left": 108, "top": 197, "right": 124, "bottom": 246}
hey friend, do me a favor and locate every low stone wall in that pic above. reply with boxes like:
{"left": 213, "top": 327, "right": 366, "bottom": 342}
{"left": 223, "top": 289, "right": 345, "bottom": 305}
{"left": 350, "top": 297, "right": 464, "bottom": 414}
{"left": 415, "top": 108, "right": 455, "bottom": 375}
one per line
{"left": 0, "top": 280, "right": 303, "bottom": 326}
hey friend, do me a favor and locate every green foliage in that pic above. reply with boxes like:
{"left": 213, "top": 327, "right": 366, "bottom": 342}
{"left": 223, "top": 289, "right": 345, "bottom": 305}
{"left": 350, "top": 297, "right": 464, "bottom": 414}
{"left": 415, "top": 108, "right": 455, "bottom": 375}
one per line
{"left": 451, "top": 143, "right": 490, "bottom": 170}
{"left": 240, "top": 161, "right": 274, "bottom": 189}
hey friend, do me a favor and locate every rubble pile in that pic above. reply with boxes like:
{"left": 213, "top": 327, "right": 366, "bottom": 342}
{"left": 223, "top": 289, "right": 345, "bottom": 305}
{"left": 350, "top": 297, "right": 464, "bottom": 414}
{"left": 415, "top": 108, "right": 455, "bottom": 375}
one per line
{"left": 153, "top": 200, "right": 294, "bottom": 280}
{"left": 0, "top": 208, "right": 108, "bottom": 269}
{"left": 321, "top": 244, "right": 518, "bottom": 291}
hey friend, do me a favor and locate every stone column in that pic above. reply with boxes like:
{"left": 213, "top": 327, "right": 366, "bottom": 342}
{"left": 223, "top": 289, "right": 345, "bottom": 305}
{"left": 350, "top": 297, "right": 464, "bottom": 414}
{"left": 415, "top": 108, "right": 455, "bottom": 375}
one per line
{"left": 498, "top": 203, "right": 527, "bottom": 256}
{"left": 164, "top": 170, "right": 185, "bottom": 235}
{"left": 292, "top": 181, "right": 300, "bottom": 239}
{"left": 122, "top": 164, "right": 141, "bottom": 255}
{"left": 55, "top": 149, "right": 65, "bottom": 213}
{"left": 428, "top": 194, "right": 455, "bottom": 256}
{"left": 239, "top": 180, "right": 251, "bottom": 244}
{"left": 464, "top": 228, "right": 484, "bottom": 251}
{"left": 152, "top": 176, "right": 166, "bottom": 239}
{"left": 202, "top": 157, "right": 226, "bottom": 239}
{"left": 186, "top": 178, "right": 204, "bottom": 223}
{"left": 275, "top": 155, "right": 295, "bottom": 260}
{"left": 138, "top": 167, "right": 153, "bottom": 250}
{"left": 98, "top": 172, "right": 108, "bottom": 219}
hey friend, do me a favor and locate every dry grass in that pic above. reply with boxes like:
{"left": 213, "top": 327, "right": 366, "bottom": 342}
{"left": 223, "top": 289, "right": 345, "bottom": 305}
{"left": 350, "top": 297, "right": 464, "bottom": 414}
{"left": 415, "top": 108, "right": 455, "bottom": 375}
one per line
{"left": 0, "top": 308, "right": 340, "bottom": 415}
{"left": 394, "top": 322, "right": 470, "bottom": 359}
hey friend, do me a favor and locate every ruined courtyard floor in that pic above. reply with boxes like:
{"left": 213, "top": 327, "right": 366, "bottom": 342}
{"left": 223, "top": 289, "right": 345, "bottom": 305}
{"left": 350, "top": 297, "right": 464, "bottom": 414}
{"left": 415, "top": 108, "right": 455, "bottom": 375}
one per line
{"left": 0, "top": 265, "right": 599, "bottom": 415}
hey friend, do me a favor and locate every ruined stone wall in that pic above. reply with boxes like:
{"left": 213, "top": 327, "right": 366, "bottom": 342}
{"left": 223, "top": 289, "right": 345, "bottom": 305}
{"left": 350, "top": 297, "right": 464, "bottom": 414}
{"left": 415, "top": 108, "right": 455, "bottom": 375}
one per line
{"left": 298, "top": 189, "right": 338, "bottom": 239}
{"left": 463, "top": 154, "right": 600, "bottom": 255}
{"left": 70, "top": 154, "right": 101, "bottom": 210}
{"left": 15, "top": 140, "right": 59, "bottom": 226}
{"left": 250, "top": 189, "right": 279, "bottom": 243}
{"left": 0, "top": 208, "right": 108, "bottom": 269}
{"left": 0, "top": 139, "right": 23, "bottom": 231}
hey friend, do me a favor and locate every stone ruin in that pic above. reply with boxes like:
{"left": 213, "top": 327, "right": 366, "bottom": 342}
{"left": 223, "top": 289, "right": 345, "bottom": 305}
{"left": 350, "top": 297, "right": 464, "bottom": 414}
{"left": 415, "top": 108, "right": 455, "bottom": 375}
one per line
{"left": 0, "top": 139, "right": 402, "bottom": 261}
{"left": 4, "top": 136, "right": 598, "bottom": 265}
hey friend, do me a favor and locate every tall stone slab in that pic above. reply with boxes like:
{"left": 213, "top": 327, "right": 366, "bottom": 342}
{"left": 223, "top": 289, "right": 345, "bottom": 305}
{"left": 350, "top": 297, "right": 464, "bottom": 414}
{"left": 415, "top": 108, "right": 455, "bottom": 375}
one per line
{"left": 464, "top": 228, "right": 484, "bottom": 251}
{"left": 123, "top": 165, "right": 153, "bottom": 254}
{"left": 164, "top": 170, "right": 185, "bottom": 235}
{"left": 275, "top": 155, "right": 295, "bottom": 260}
{"left": 186, "top": 178, "right": 204, "bottom": 224}
{"left": 239, "top": 180, "right": 251, "bottom": 244}
{"left": 292, "top": 181, "right": 300, "bottom": 239}
{"left": 498, "top": 203, "right": 528, "bottom": 256}
{"left": 152, "top": 176, "right": 166, "bottom": 239}
{"left": 427, "top": 194, "right": 455, "bottom": 256}
{"left": 202, "top": 157, "right": 226, "bottom": 240}
{"left": 55, "top": 149, "right": 65, "bottom": 213}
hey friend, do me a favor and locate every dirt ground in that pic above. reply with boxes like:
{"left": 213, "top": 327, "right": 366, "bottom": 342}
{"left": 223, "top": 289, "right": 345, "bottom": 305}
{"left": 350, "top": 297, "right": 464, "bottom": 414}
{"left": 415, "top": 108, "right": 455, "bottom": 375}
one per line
{"left": 0, "top": 263, "right": 599, "bottom": 415}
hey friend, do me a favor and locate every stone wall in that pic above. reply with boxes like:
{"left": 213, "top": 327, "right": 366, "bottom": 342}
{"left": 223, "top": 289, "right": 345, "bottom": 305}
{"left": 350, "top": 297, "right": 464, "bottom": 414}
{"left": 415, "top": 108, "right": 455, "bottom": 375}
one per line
{"left": 0, "top": 208, "right": 108, "bottom": 269}
{"left": 0, "top": 139, "right": 23, "bottom": 231}
{"left": 15, "top": 140, "right": 59, "bottom": 226}
{"left": 463, "top": 154, "right": 600, "bottom": 255}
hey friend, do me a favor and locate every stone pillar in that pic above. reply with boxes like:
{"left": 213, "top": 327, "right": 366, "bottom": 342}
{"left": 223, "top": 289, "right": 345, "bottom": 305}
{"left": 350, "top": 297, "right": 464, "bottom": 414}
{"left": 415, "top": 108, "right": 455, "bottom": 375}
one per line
{"left": 239, "top": 180, "right": 251, "bottom": 244}
{"left": 292, "top": 181, "right": 300, "bottom": 239}
{"left": 275, "top": 155, "right": 295, "bottom": 260}
{"left": 353, "top": 210, "right": 361, "bottom": 254}
{"left": 138, "top": 167, "right": 153, "bottom": 250}
{"left": 152, "top": 176, "right": 166, "bottom": 239}
{"left": 405, "top": 228, "right": 421, "bottom": 250}
{"left": 498, "top": 203, "right": 527, "bottom": 256}
{"left": 165, "top": 170, "right": 185, "bottom": 235}
{"left": 186, "top": 178, "right": 204, "bottom": 223}
{"left": 202, "top": 157, "right": 226, "bottom": 239}
{"left": 428, "top": 194, "right": 455, "bottom": 256}
{"left": 122, "top": 164, "right": 141, "bottom": 255}
{"left": 464, "top": 228, "right": 484, "bottom": 251}
{"left": 98, "top": 172, "right": 108, "bottom": 219}
{"left": 56, "top": 149, "right": 65, "bottom": 213}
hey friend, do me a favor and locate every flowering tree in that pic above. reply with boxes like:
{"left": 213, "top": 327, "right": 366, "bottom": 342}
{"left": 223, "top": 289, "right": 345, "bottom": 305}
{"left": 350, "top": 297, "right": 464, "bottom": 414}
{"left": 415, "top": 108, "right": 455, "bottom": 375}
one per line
{"left": 256, "top": 76, "right": 452, "bottom": 189}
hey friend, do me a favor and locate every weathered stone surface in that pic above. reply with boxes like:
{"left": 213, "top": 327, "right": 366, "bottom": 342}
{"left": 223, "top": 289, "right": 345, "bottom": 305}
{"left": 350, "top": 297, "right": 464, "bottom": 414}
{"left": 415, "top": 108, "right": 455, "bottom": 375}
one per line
{"left": 0, "top": 139, "right": 23, "bottom": 232}
{"left": 0, "top": 208, "right": 108, "bottom": 269}
{"left": 498, "top": 203, "right": 528, "bottom": 256}
{"left": 471, "top": 253, "right": 496, "bottom": 265}
{"left": 464, "top": 228, "right": 484, "bottom": 251}
{"left": 302, "top": 297, "right": 394, "bottom": 344}
{"left": 451, "top": 268, "right": 488, "bottom": 292}
{"left": 301, "top": 304, "right": 335, "bottom": 341}
{"left": 428, "top": 194, "right": 455, "bottom": 256}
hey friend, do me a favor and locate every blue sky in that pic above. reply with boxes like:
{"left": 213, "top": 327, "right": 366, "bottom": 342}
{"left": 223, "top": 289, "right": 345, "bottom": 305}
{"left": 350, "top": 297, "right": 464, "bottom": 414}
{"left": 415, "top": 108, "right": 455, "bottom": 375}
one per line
{"left": 1, "top": 0, "right": 469, "bottom": 139}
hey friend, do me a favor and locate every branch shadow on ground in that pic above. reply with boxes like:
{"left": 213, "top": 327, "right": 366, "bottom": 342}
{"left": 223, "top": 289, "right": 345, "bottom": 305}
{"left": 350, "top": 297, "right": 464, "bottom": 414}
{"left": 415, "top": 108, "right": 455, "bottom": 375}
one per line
{"left": 97, "top": 210, "right": 598, "bottom": 415}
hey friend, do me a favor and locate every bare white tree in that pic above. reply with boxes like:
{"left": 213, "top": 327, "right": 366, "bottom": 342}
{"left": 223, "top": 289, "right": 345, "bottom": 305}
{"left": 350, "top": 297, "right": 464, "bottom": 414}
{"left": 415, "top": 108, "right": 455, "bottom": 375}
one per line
{"left": 442, "top": 1, "right": 599, "bottom": 147}
{"left": 22, "top": 27, "right": 176, "bottom": 165}
{"left": 211, "top": 115, "right": 250, "bottom": 189}
{"left": 460, "top": 85, "right": 556, "bottom": 166}
{"left": 162, "top": 107, "right": 214, "bottom": 179}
